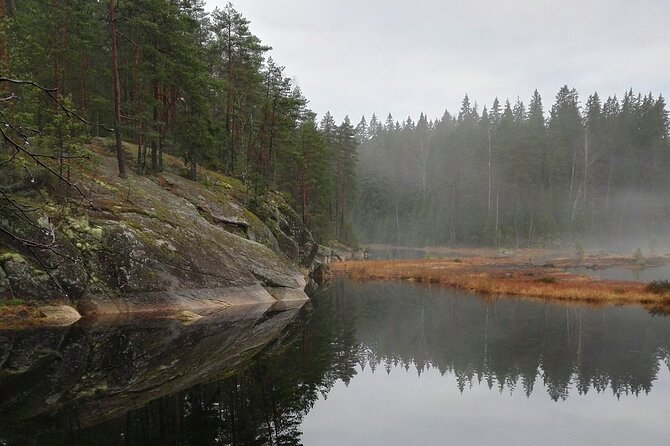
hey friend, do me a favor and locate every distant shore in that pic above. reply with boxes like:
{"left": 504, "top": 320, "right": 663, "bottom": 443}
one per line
{"left": 331, "top": 250, "right": 670, "bottom": 313}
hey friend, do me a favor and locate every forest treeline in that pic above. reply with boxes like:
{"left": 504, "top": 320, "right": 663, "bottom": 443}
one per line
{"left": 2, "top": 1, "right": 669, "bottom": 249}
{"left": 355, "top": 89, "right": 670, "bottom": 249}
{"left": 1, "top": 0, "right": 356, "bottom": 243}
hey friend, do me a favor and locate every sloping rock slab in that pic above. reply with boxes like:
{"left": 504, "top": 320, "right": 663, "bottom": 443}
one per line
{"left": 38, "top": 305, "right": 81, "bottom": 326}
{"left": 267, "top": 287, "right": 310, "bottom": 302}
{"left": 78, "top": 284, "right": 275, "bottom": 315}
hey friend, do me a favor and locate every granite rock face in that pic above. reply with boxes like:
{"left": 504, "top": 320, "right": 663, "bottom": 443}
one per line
{"left": 0, "top": 148, "right": 312, "bottom": 316}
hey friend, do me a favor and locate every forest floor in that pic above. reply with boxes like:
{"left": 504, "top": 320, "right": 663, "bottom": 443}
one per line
{"left": 331, "top": 249, "right": 670, "bottom": 313}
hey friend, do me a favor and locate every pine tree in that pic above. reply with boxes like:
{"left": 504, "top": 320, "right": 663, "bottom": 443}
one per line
{"left": 210, "top": 3, "right": 269, "bottom": 174}
{"left": 548, "top": 85, "right": 583, "bottom": 230}
{"left": 334, "top": 116, "right": 357, "bottom": 243}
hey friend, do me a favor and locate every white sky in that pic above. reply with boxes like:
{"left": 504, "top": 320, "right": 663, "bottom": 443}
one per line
{"left": 300, "top": 365, "right": 670, "bottom": 446}
{"left": 205, "top": 0, "right": 670, "bottom": 123}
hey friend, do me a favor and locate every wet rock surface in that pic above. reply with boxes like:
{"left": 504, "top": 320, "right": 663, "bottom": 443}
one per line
{"left": 36, "top": 305, "right": 81, "bottom": 326}
{"left": 0, "top": 150, "right": 314, "bottom": 315}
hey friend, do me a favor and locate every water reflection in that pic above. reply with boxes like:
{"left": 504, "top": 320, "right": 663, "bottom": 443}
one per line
{"left": 1, "top": 280, "right": 669, "bottom": 445}
{"left": 300, "top": 280, "right": 670, "bottom": 446}
{"left": 0, "top": 301, "right": 309, "bottom": 445}
{"left": 336, "top": 280, "right": 670, "bottom": 400}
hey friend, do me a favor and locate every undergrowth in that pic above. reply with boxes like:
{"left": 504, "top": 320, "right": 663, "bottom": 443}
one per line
{"left": 645, "top": 280, "right": 670, "bottom": 295}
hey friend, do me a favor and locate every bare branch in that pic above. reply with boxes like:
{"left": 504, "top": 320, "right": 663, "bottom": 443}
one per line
{"left": 0, "top": 77, "right": 99, "bottom": 297}
{"left": 0, "top": 93, "right": 18, "bottom": 102}
{"left": 116, "top": 30, "right": 139, "bottom": 49}
{"left": 0, "top": 225, "right": 55, "bottom": 249}
{"left": 0, "top": 77, "right": 114, "bottom": 132}
{"left": 0, "top": 126, "right": 88, "bottom": 199}
{"left": 0, "top": 77, "right": 58, "bottom": 92}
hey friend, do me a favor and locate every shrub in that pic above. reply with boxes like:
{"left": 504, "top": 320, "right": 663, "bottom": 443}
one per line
{"left": 645, "top": 280, "right": 670, "bottom": 295}
{"left": 0, "top": 298, "right": 24, "bottom": 307}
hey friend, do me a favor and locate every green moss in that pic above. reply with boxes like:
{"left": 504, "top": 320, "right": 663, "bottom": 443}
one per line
{"left": 144, "top": 270, "right": 157, "bottom": 280}
{"left": 89, "top": 227, "right": 103, "bottom": 240}
{"left": 134, "top": 227, "right": 161, "bottom": 246}
{"left": 93, "top": 178, "right": 120, "bottom": 192}
{"left": 200, "top": 170, "right": 247, "bottom": 198}
{"left": 61, "top": 215, "right": 105, "bottom": 252}
{"left": 0, "top": 252, "right": 25, "bottom": 263}
{"left": 242, "top": 209, "right": 274, "bottom": 245}
{"left": 0, "top": 298, "right": 24, "bottom": 307}
{"left": 153, "top": 206, "right": 181, "bottom": 227}
{"left": 66, "top": 215, "right": 91, "bottom": 233}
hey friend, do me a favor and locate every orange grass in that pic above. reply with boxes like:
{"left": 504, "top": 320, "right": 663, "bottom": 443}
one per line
{"left": 0, "top": 304, "right": 47, "bottom": 329}
{"left": 332, "top": 259, "right": 670, "bottom": 310}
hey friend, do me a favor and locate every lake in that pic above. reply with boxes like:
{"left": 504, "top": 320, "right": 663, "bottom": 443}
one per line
{"left": 1, "top": 279, "right": 669, "bottom": 445}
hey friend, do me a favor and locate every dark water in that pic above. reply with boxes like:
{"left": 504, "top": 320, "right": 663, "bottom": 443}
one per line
{"left": 1, "top": 280, "right": 670, "bottom": 445}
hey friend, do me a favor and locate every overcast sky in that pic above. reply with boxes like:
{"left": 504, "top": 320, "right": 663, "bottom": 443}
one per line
{"left": 205, "top": 0, "right": 670, "bottom": 123}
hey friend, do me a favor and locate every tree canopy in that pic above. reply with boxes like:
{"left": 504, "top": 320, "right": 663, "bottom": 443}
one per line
{"left": 354, "top": 88, "right": 669, "bottom": 248}
{"left": 1, "top": 0, "right": 357, "bottom": 244}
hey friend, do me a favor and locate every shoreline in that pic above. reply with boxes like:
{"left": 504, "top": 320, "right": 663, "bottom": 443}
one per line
{"left": 0, "top": 285, "right": 309, "bottom": 330}
{"left": 331, "top": 253, "right": 670, "bottom": 313}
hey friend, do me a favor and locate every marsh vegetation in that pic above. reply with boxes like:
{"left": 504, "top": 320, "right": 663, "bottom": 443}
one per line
{"left": 333, "top": 251, "right": 670, "bottom": 313}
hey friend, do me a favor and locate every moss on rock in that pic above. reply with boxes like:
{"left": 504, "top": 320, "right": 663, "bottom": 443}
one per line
{"left": 0, "top": 145, "right": 315, "bottom": 314}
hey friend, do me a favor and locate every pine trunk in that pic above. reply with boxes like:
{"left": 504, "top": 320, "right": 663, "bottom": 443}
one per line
{"left": 109, "top": 0, "right": 126, "bottom": 178}
{"left": 0, "top": 0, "right": 8, "bottom": 82}
{"left": 151, "top": 80, "right": 159, "bottom": 174}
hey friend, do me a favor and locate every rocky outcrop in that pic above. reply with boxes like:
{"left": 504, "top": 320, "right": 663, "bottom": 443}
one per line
{"left": 316, "top": 241, "right": 366, "bottom": 263}
{"left": 0, "top": 146, "right": 313, "bottom": 317}
{"left": 249, "top": 192, "right": 318, "bottom": 267}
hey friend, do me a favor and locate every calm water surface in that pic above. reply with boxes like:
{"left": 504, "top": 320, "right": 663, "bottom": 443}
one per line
{"left": 1, "top": 279, "right": 669, "bottom": 445}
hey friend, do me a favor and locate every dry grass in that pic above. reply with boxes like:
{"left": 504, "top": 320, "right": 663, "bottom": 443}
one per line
{"left": 0, "top": 304, "right": 47, "bottom": 329}
{"left": 332, "top": 258, "right": 670, "bottom": 311}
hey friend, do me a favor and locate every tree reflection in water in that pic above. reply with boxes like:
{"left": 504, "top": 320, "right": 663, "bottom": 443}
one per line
{"left": 1, "top": 279, "right": 669, "bottom": 445}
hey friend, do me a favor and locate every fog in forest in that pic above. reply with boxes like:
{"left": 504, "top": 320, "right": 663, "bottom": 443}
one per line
{"left": 3, "top": 1, "right": 669, "bottom": 254}
{"left": 350, "top": 88, "right": 670, "bottom": 252}
{"left": 197, "top": 1, "right": 670, "bottom": 252}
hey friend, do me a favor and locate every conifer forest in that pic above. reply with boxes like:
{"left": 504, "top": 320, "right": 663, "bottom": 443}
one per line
{"left": 3, "top": 0, "right": 667, "bottom": 250}
{"left": 2, "top": 2, "right": 670, "bottom": 446}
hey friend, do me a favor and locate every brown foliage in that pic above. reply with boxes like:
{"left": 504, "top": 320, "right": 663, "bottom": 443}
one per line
{"left": 333, "top": 258, "right": 669, "bottom": 311}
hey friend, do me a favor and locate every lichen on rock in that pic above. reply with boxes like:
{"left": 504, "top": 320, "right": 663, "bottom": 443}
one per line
{"left": 0, "top": 147, "right": 318, "bottom": 317}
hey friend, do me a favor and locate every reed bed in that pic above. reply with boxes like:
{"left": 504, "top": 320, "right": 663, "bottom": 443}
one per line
{"left": 332, "top": 259, "right": 670, "bottom": 309}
